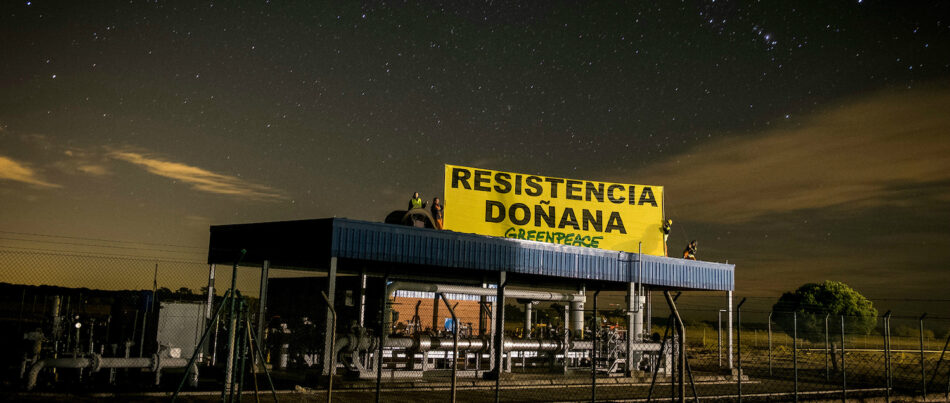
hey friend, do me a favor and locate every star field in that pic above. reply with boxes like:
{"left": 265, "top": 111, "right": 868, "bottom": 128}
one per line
{"left": 1, "top": 1, "right": 949, "bottom": 305}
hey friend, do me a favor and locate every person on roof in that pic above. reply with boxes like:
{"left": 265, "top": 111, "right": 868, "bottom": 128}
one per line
{"left": 661, "top": 219, "right": 672, "bottom": 241}
{"left": 431, "top": 197, "right": 444, "bottom": 230}
{"left": 407, "top": 192, "right": 427, "bottom": 227}
{"left": 408, "top": 192, "right": 424, "bottom": 210}
{"left": 661, "top": 219, "right": 672, "bottom": 255}
{"left": 682, "top": 240, "right": 697, "bottom": 260}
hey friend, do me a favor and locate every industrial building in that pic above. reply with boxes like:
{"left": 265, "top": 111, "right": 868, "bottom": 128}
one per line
{"left": 205, "top": 217, "right": 735, "bottom": 381}
{"left": 17, "top": 215, "right": 734, "bottom": 394}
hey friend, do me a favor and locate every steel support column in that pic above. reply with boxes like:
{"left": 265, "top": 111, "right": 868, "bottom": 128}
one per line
{"left": 256, "top": 260, "right": 270, "bottom": 348}
{"left": 205, "top": 264, "right": 216, "bottom": 320}
{"left": 563, "top": 307, "right": 569, "bottom": 374}
{"left": 359, "top": 269, "right": 367, "bottom": 327}
{"left": 432, "top": 295, "right": 441, "bottom": 332}
{"left": 490, "top": 271, "right": 506, "bottom": 402}
{"left": 625, "top": 282, "right": 635, "bottom": 376}
{"left": 727, "top": 290, "right": 734, "bottom": 369}
{"left": 322, "top": 257, "right": 338, "bottom": 376}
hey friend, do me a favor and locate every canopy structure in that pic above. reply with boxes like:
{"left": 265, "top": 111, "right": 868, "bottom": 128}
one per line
{"left": 208, "top": 218, "right": 733, "bottom": 292}
{"left": 206, "top": 217, "right": 737, "bottom": 377}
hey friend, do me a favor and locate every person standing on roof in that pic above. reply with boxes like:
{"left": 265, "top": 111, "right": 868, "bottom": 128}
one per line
{"left": 408, "top": 192, "right": 424, "bottom": 210}
{"left": 661, "top": 219, "right": 672, "bottom": 256}
{"left": 682, "top": 240, "right": 697, "bottom": 260}
{"left": 407, "top": 192, "right": 427, "bottom": 227}
{"left": 431, "top": 197, "right": 444, "bottom": 230}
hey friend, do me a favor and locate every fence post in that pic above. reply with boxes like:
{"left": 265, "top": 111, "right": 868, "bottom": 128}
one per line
{"left": 671, "top": 330, "right": 677, "bottom": 403}
{"left": 919, "top": 313, "right": 927, "bottom": 398}
{"left": 591, "top": 290, "right": 599, "bottom": 403}
{"left": 718, "top": 310, "right": 723, "bottom": 368}
{"left": 494, "top": 271, "right": 506, "bottom": 403}
{"left": 882, "top": 311, "right": 891, "bottom": 403}
{"left": 793, "top": 312, "right": 798, "bottom": 403}
{"left": 223, "top": 252, "right": 244, "bottom": 400}
{"left": 664, "top": 291, "right": 686, "bottom": 403}
{"left": 438, "top": 293, "right": 458, "bottom": 403}
{"left": 825, "top": 314, "right": 830, "bottom": 381}
{"left": 375, "top": 273, "right": 388, "bottom": 403}
{"left": 768, "top": 311, "right": 773, "bottom": 376}
{"left": 646, "top": 312, "right": 676, "bottom": 402}
{"left": 928, "top": 326, "right": 950, "bottom": 393}
{"left": 840, "top": 315, "right": 847, "bottom": 403}
{"left": 885, "top": 313, "right": 892, "bottom": 396}
{"left": 737, "top": 298, "right": 746, "bottom": 403}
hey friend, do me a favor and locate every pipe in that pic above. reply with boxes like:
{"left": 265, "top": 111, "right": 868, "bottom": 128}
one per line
{"left": 570, "top": 300, "right": 585, "bottom": 339}
{"left": 524, "top": 302, "right": 533, "bottom": 338}
{"left": 26, "top": 353, "right": 192, "bottom": 390}
{"left": 386, "top": 336, "right": 597, "bottom": 352}
{"left": 383, "top": 281, "right": 585, "bottom": 338}
{"left": 334, "top": 333, "right": 608, "bottom": 357}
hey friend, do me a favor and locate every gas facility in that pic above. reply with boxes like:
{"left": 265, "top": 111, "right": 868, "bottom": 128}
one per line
{"left": 19, "top": 165, "right": 736, "bottom": 394}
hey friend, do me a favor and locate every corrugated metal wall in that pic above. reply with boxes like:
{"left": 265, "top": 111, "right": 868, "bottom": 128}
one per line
{"left": 330, "top": 219, "right": 733, "bottom": 291}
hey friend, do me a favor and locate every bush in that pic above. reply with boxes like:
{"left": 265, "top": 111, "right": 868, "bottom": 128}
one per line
{"left": 772, "top": 281, "right": 877, "bottom": 342}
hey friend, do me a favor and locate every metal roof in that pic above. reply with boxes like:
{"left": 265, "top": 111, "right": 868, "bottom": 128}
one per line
{"left": 209, "top": 218, "right": 734, "bottom": 291}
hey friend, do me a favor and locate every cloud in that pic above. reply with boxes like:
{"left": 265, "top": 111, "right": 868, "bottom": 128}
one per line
{"left": 633, "top": 86, "right": 950, "bottom": 224}
{"left": 76, "top": 164, "right": 110, "bottom": 176}
{"left": 110, "top": 150, "right": 287, "bottom": 201}
{"left": 0, "top": 155, "right": 60, "bottom": 188}
{"left": 56, "top": 149, "right": 111, "bottom": 176}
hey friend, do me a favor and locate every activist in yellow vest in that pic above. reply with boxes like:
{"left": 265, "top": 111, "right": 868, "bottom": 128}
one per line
{"left": 408, "top": 192, "right": 423, "bottom": 210}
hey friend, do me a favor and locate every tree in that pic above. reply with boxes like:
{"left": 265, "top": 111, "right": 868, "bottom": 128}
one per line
{"left": 771, "top": 280, "right": 878, "bottom": 343}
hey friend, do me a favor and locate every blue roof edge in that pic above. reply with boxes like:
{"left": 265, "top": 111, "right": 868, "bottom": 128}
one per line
{"left": 328, "top": 218, "right": 734, "bottom": 291}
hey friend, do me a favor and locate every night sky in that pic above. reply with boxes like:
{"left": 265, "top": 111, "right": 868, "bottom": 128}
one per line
{"left": 2, "top": 1, "right": 949, "bottom": 312}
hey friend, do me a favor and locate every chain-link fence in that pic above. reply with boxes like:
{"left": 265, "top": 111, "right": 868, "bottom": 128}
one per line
{"left": 3, "top": 249, "right": 950, "bottom": 402}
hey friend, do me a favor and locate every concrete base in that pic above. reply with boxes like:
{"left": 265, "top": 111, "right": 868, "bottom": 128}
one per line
{"left": 347, "top": 369, "right": 424, "bottom": 380}
{"left": 348, "top": 368, "right": 491, "bottom": 380}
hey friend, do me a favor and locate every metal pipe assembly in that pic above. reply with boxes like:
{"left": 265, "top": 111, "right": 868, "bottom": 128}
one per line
{"left": 333, "top": 333, "right": 598, "bottom": 359}
{"left": 383, "top": 281, "right": 585, "bottom": 338}
{"left": 309, "top": 279, "right": 673, "bottom": 381}
{"left": 26, "top": 352, "right": 196, "bottom": 390}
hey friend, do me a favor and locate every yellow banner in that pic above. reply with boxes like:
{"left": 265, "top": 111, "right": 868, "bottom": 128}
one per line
{"left": 443, "top": 164, "right": 666, "bottom": 255}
